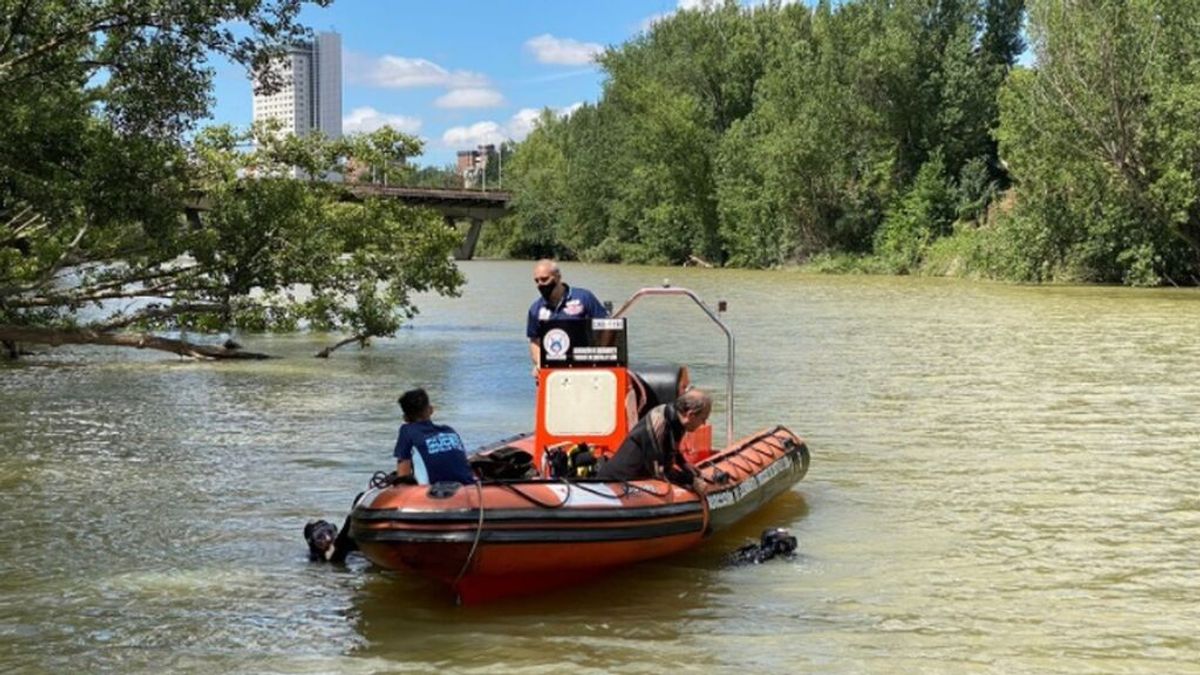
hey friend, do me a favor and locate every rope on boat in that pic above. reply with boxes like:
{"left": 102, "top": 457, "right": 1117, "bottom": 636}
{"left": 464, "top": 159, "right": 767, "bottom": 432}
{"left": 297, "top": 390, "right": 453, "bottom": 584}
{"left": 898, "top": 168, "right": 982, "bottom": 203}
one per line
{"left": 453, "top": 480, "right": 486, "bottom": 589}
{"left": 499, "top": 479, "right": 573, "bottom": 509}
{"left": 497, "top": 477, "right": 678, "bottom": 506}
{"left": 572, "top": 481, "right": 635, "bottom": 500}
{"left": 572, "top": 479, "right": 672, "bottom": 500}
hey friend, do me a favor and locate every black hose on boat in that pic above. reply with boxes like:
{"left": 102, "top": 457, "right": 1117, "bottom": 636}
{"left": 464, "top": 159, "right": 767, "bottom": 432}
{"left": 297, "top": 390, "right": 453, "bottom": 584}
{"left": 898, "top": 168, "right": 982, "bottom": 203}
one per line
{"left": 453, "top": 480, "right": 486, "bottom": 589}
{"left": 499, "top": 479, "right": 573, "bottom": 509}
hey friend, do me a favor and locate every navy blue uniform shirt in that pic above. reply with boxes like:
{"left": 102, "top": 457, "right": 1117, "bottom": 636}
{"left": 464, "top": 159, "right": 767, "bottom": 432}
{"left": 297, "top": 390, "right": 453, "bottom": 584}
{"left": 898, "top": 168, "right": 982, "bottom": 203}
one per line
{"left": 525, "top": 284, "right": 609, "bottom": 340}
{"left": 394, "top": 420, "right": 476, "bottom": 485}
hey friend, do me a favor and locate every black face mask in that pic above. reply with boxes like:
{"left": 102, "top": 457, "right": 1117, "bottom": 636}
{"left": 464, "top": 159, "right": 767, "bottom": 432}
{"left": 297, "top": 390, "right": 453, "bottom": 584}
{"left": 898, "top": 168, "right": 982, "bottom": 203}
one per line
{"left": 537, "top": 282, "right": 557, "bottom": 302}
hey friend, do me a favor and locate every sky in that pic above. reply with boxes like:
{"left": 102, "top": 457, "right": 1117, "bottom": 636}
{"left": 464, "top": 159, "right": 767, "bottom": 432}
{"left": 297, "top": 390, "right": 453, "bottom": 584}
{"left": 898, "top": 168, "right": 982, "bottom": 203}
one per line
{"left": 206, "top": 0, "right": 733, "bottom": 168}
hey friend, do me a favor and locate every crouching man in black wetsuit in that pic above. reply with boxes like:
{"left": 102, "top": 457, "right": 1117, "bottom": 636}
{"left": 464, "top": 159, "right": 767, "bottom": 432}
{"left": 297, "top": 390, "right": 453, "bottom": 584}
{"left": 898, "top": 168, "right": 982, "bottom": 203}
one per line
{"left": 597, "top": 388, "right": 711, "bottom": 492}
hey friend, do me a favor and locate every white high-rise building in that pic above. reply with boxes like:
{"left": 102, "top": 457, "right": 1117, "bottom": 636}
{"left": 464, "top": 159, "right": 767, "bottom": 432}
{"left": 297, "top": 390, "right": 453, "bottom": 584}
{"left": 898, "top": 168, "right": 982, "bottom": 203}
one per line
{"left": 253, "top": 31, "right": 342, "bottom": 139}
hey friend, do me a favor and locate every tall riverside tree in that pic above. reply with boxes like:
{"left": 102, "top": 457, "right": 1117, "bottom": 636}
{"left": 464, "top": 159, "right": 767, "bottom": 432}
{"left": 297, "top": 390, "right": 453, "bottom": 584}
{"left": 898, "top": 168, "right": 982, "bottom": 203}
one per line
{"left": 0, "top": 0, "right": 319, "bottom": 222}
{"left": 496, "top": 109, "right": 572, "bottom": 259}
{"left": 995, "top": 0, "right": 1200, "bottom": 284}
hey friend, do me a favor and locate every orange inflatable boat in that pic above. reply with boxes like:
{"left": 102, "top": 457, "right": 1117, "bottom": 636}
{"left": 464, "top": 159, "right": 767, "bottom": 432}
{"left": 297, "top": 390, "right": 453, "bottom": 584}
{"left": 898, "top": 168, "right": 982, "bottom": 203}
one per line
{"left": 350, "top": 286, "right": 811, "bottom": 603}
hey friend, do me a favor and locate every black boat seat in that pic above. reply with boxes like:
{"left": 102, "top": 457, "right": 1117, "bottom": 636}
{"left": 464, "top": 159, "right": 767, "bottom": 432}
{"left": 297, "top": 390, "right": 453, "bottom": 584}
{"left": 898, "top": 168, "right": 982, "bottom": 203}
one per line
{"left": 628, "top": 363, "right": 689, "bottom": 420}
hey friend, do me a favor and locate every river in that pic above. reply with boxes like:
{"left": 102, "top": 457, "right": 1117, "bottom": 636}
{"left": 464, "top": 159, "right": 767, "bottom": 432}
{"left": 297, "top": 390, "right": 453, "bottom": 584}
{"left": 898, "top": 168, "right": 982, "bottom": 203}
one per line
{"left": 2, "top": 260, "right": 1199, "bottom": 673}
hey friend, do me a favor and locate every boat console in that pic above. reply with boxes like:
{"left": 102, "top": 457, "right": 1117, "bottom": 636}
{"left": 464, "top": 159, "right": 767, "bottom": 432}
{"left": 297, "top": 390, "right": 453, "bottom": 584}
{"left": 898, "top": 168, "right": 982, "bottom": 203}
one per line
{"left": 532, "top": 287, "right": 725, "bottom": 475}
{"left": 532, "top": 317, "right": 633, "bottom": 476}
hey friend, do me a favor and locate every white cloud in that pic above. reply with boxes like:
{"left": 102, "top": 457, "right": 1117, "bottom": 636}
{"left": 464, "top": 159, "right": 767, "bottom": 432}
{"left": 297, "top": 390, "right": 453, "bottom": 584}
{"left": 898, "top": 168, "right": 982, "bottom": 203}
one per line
{"left": 507, "top": 108, "right": 543, "bottom": 141}
{"left": 435, "top": 88, "right": 505, "bottom": 109}
{"left": 524, "top": 34, "right": 603, "bottom": 66}
{"left": 443, "top": 103, "right": 583, "bottom": 149}
{"left": 442, "top": 121, "right": 507, "bottom": 148}
{"left": 345, "top": 52, "right": 489, "bottom": 89}
{"left": 641, "top": 0, "right": 716, "bottom": 32}
{"left": 343, "top": 107, "right": 422, "bottom": 134}
{"left": 643, "top": 0, "right": 801, "bottom": 32}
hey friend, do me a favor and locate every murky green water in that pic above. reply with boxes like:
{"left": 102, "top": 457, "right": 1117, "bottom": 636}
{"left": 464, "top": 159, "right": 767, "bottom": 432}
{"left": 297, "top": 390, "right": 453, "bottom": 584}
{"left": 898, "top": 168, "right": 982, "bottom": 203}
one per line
{"left": 3, "top": 261, "right": 1200, "bottom": 673}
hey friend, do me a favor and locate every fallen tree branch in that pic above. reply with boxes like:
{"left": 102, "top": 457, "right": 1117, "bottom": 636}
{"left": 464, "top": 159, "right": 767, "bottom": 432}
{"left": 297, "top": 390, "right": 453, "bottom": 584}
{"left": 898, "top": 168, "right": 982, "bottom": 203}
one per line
{"left": 0, "top": 325, "right": 272, "bottom": 360}
{"left": 315, "top": 334, "right": 368, "bottom": 358}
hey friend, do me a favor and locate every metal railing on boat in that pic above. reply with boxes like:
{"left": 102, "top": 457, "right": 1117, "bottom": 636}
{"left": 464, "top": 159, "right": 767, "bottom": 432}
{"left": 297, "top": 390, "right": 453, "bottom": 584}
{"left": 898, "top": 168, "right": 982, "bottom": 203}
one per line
{"left": 612, "top": 285, "right": 735, "bottom": 448}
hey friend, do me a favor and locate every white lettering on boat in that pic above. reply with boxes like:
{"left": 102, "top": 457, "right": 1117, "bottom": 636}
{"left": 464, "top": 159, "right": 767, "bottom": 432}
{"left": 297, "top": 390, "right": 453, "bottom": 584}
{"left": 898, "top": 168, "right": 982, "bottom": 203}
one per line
{"left": 706, "top": 453, "right": 795, "bottom": 511}
{"left": 572, "top": 346, "right": 618, "bottom": 361}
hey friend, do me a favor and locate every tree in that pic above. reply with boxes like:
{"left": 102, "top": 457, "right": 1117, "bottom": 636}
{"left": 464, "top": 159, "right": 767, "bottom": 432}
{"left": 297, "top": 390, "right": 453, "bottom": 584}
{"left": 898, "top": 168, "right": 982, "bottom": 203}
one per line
{"left": 875, "top": 151, "right": 955, "bottom": 273}
{"left": 3, "top": 125, "right": 463, "bottom": 359}
{"left": 995, "top": 0, "right": 1200, "bottom": 284}
{"left": 410, "top": 164, "right": 462, "bottom": 190}
{"left": 499, "top": 0, "right": 1018, "bottom": 270}
{"left": 497, "top": 109, "right": 572, "bottom": 259}
{"left": 0, "top": 0, "right": 466, "bottom": 358}
{"left": 0, "top": 0, "right": 321, "bottom": 219}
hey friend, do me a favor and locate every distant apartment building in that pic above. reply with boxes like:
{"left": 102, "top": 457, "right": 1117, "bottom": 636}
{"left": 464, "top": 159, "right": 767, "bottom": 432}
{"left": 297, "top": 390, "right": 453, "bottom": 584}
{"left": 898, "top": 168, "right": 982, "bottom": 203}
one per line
{"left": 252, "top": 31, "right": 342, "bottom": 139}
{"left": 458, "top": 144, "right": 495, "bottom": 188}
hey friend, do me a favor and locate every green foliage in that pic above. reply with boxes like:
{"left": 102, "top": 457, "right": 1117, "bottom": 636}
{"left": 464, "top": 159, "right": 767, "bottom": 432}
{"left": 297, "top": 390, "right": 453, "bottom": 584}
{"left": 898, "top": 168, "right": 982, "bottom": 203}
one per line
{"left": 344, "top": 126, "right": 423, "bottom": 185}
{"left": 955, "top": 157, "right": 999, "bottom": 222}
{"left": 919, "top": 222, "right": 991, "bottom": 278}
{"left": 992, "top": 0, "right": 1200, "bottom": 285}
{"left": 875, "top": 152, "right": 955, "bottom": 273}
{"left": 495, "top": 0, "right": 1200, "bottom": 285}
{"left": 495, "top": 109, "right": 572, "bottom": 259}
{"left": 0, "top": 0, "right": 467, "bottom": 353}
{"left": 2, "top": 122, "right": 463, "bottom": 346}
{"left": 501, "top": 0, "right": 1019, "bottom": 275}
{"left": 802, "top": 251, "right": 891, "bottom": 275}
{"left": 182, "top": 126, "right": 465, "bottom": 338}
{"left": 410, "top": 164, "right": 462, "bottom": 189}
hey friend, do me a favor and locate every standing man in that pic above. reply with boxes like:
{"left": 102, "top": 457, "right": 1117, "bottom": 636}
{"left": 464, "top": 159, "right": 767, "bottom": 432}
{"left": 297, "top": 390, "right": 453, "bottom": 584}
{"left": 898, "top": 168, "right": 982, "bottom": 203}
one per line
{"left": 597, "top": 388, "right": 711, "bottom": 493}
{"left": 526, "top": 259, "right": 608, "bottom": 378}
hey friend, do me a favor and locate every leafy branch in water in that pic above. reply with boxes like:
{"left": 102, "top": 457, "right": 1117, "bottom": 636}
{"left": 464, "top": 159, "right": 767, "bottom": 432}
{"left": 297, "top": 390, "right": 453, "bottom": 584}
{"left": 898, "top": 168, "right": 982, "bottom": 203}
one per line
{"left": 0, "top": 0, "right": 464, "bottom": 359}
{"left": 1, "top": 124, "right": 463, "bottom": 359}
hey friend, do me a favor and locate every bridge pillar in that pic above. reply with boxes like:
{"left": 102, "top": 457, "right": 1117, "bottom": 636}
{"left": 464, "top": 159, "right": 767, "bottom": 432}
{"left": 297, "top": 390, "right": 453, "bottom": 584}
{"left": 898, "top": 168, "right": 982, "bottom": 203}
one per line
{"left": 454, "top": 217, "right": 484, "bottom": 261}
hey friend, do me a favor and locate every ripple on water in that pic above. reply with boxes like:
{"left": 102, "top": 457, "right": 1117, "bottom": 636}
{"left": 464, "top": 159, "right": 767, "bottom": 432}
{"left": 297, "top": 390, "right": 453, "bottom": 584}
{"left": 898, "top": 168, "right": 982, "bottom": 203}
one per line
{"left": 4, "top": 263, "right": 1200, "bottom": 671}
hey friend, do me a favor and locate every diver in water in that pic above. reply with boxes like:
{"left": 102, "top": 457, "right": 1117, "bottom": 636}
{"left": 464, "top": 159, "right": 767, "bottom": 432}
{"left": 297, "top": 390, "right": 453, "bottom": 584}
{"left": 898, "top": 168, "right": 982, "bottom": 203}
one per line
{"left": 729, "top": 528, "right": 799, "bottom": 565}
{"left": 303, "top": 513, "right": 357, "bottom": 563}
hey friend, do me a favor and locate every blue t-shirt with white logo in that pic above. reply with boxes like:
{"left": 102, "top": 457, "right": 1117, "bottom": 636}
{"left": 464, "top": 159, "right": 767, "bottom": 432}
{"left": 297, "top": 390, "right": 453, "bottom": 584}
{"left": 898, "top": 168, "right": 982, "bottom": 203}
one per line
{"left": 393, "top": 420, "right": 476, "bottom": 485}
{"left": 526, "top": 285, "right": 608, "bottom": 340}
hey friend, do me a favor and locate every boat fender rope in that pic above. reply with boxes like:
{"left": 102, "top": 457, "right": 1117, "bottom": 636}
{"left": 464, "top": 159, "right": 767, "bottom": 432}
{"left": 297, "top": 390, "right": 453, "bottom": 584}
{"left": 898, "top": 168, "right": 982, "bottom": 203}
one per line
{"left": 453, "top": 480, "right": 486, "bottom": 589}
{"left": 726, "top": 456, "right": 756, "bottom": 475}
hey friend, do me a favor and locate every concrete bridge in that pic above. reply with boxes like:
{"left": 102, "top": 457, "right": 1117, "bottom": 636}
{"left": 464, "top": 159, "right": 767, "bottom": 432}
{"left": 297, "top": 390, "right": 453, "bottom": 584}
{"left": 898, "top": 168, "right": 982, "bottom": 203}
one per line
{"left": 343, "top": 185, "right": 512, "bottom": 259}
{"left": 186, "top": 184, "right": 513, "bottom": 260}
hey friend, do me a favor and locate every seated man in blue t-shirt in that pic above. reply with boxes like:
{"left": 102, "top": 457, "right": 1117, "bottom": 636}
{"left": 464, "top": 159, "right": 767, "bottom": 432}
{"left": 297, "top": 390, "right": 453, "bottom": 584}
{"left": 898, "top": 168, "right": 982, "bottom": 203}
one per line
{"left": 394, "top": 388, "right": 476, "bottom": 485}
